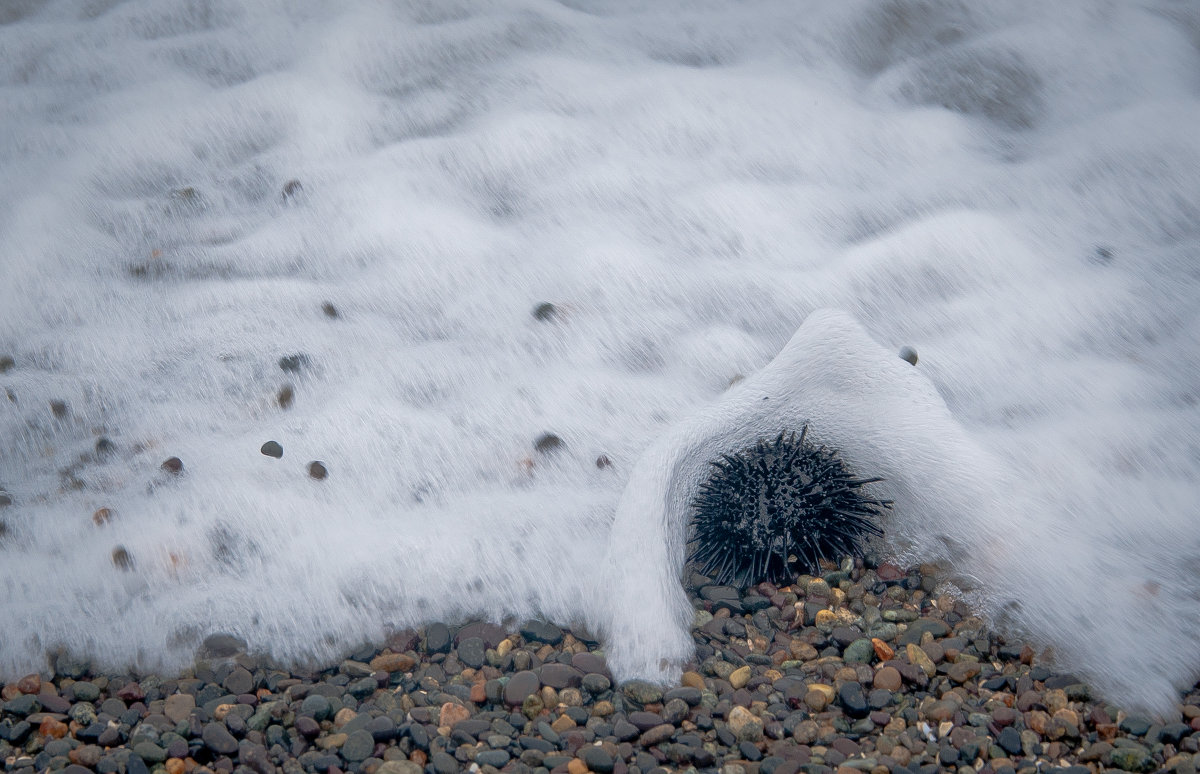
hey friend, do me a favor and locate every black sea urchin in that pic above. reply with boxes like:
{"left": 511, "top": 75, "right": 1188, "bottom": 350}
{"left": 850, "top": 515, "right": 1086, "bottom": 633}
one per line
{"left": 687, "top": 427, "right": 890, "bottom": 587}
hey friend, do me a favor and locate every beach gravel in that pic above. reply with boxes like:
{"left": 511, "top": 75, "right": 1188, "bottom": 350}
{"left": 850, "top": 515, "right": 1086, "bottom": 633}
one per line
{"left": 2, "top": 560, "right": 1199, "bottom": 774}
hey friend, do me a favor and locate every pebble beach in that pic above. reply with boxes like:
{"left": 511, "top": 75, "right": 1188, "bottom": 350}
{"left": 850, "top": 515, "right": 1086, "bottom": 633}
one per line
{"left": 4, "top": 560, "right": 1198, "bottom": 774}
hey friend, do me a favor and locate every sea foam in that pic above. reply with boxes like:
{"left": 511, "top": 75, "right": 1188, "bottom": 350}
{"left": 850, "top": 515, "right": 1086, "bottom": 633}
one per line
{"left": 1, "top": 0, "right": 1198, "bottom": 713}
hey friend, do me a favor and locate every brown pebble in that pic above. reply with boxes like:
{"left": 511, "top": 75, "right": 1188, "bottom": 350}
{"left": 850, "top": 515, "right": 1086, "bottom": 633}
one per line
{"left": 369, "top": 652, "right": 415, "bottom": 673}
{"left": 111, "top": 546, "right": 134, "bottom": 570}
{"left": 38, "top": 717, "right": 68, "bottom": 739}
{"left": 161, "top": 456, "right": 183, "bottom": 473}
{"left": 871, "top": 638, "right": 894, "bottom": 661}
{"left": 50, "top": 400, "right": 68, "bottom": 418}
{"left": 439, "top": 702, "right": 470, "bottom": 728}
{"left": 595, "top": 454, "right": 612, "bottom": 469}
{"left": 92, "top": 508, "right": 112, "bottom": 526}
{"left": 16, "top": 674, "right": 41, "bottom": 694}
{"left": 308, "top": 461, "right": 328, "bottom": 480}
{"left": 905, "top": 643, "right": 935, "bottom": 677}
{"left": 873, "top": 666, "right": 902, "bottom": 691}
{"left": 534, "top": 433, "right": 564, "bottom": 454}
{"left": 278, "top": 385, "right": 294, "bottom": 409}
{"left": 947, "top": 660, "right": 980, "bottom": 684}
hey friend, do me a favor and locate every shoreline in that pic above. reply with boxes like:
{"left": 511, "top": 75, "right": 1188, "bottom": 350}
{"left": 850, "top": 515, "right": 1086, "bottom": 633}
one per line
{"left": 3, "top": 562, "right": 1198, "bottom": 774}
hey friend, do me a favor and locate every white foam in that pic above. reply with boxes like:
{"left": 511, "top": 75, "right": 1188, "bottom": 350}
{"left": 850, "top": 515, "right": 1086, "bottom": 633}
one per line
{"left": 1, "top": 0, "right": 1197, "bottom": 713}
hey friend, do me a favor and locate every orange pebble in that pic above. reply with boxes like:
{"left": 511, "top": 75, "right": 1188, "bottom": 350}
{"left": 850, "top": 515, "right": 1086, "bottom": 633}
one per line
{"left": 39, "top": 717, "right": 68, "bottom": 739}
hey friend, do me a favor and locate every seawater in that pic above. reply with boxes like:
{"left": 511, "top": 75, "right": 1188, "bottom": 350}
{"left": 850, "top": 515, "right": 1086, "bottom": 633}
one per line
{"left": 1, "top": 0, "right": 1197, "bottom": 714}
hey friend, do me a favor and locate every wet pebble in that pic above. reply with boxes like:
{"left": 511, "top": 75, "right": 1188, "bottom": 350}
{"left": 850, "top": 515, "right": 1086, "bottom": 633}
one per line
{"left": 0, "top": 559, "right": 1192, "bottom": 774}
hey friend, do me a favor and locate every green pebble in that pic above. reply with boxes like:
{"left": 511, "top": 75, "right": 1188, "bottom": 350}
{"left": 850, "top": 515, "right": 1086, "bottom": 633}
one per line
{"left": 844, "top": 638, "right": 875, "bottom": 663}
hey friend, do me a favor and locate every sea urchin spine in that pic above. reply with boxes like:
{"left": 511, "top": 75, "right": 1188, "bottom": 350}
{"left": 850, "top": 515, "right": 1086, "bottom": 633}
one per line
{"left": 687, "top": 427, "right": 890, "bottom": 587}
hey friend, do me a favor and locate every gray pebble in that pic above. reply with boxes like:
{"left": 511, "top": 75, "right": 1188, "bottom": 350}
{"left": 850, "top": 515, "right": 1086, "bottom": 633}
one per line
{"left": 299, "top": 694, "right": 331, "bottom": 720}
{"left": 579, "top": 744, "right": 614, "bottom": 773}
{"left": 201, "top": 722, "right": 238, "bottom": 755}
{"left": 503, "top": 671, "right": 539, "bottom": 706}
{"left": 223, "top": 666, "right": 253, "bottom": 695}
{"left": 475, "top": 750, "right": 511, "bottom": 767}
{"left": 457, "top": 637, "right": 486, "bottom": 669}
{"left": 340, "top": 729, "right": 374, "bottom": 762}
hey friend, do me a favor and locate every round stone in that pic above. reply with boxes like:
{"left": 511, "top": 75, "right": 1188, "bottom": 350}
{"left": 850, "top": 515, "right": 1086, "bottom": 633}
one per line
{"left": 504, "top": 671, "right": 540, "bottom": 706}
{"left": 222, "top": 666, "right": 253, "bottom": 695}
{"left": 308, "top": 461, "right": 328, "bottom": 480}
{"left": 579, "top": 745, "right": 614, "bottom": 773}
{"left": 457, "top": 637, "right": 486, "bottom": 669}
{"left": 71, "top": 681, "right": 101, "bottom": 702}
{"left": 300, "top": 694, "right": 332, "bottom": 720}
{"left": 260, "top": 441, "right": 283, "bottom": 458}
{"left": 475, "top": 750, "right": 511, "bottom": 768}
{"left": 341, "top": 729, "right": 374, "bottom": 762}
{"left": 873, "top": 666, "right": 902, "bottom": 691}
{"left": 621, "top": 680, "right": 663, "bottom": 706}
{"left": 294, "top": 716, "right": 320, "bottom": 737}
{"left": 161, "top": 457, "right": 183, "bottom": 474}
{"left": 201, "top": 722, "right": 238, "bottom": 755}
{"left": 425, "top": 623, "right": 451, "bottom": 654}
{"left": 844, "top": 638, "right": 875, "bottom": 663}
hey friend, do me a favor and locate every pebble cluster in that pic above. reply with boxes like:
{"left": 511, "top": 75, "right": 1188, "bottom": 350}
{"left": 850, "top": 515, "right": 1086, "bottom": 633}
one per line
{"left": 3, "top": 562, "right": 1198, "bottom": 774}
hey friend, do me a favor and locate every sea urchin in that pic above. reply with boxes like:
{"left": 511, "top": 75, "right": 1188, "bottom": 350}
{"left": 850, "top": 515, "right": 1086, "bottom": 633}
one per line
{"left": 687, "top": 427, "right": 890, "bottom": 587}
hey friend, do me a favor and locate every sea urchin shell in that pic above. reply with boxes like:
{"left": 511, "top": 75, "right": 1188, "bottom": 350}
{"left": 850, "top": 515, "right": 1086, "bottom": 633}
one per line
{"left": 687, "top": 427, "right": 890, "bottom": 587}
